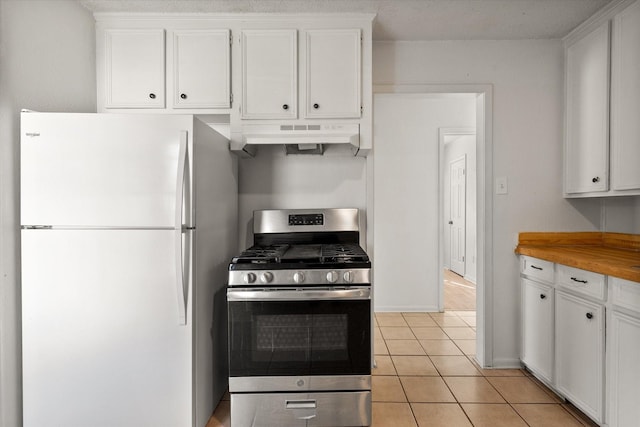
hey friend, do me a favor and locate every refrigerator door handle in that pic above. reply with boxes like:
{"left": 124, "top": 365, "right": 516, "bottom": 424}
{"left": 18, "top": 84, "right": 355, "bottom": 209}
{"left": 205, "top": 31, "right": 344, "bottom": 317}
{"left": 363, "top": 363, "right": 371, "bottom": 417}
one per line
{"left": 175, "top": 131, "right": 189, "bottom": 325}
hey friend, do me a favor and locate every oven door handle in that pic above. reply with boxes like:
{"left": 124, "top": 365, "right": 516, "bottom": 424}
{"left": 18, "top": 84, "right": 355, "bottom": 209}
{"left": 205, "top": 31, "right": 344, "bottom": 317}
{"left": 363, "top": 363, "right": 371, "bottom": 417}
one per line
{"left": 227, "top": 287, "right": 371, "bottom": 301}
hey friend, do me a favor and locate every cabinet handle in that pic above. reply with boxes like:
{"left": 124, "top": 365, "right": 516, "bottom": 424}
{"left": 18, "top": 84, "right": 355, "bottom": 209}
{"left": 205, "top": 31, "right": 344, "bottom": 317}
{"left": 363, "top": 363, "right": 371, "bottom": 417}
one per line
{"left": 531, "top": 265, "right": 543, "bottom": 270}
{"left": 540, "top": 294, "right": 547, "bottom": 299}
{"left": 586, "top": 312, "right": 594, "bottom": 320}
{"left": 282, "top": 104, "right": 289, "bottom": 110}
{"left": 149, "top": 93, "right": 156, "bottom": 99}
{"left": 592, "top": 176, "right": 600, "bottom": 183}
{"left": 313, "top": 103, "right": 320, "bottom": 109}
{"left": 180, "top": 93, "right": 187, "bottom": 100}
{"left": 570, "top": 277, "right": 588, "bottom": 284}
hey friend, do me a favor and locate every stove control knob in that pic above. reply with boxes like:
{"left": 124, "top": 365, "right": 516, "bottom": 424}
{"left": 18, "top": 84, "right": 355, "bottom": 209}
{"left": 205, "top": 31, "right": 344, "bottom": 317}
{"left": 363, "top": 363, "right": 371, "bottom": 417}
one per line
{"left": 293, "top": 272, "right": 305, "bottom": 284}
{"left": 326, "top": 271, "right": 339, "bottom": 283}
{"left": 244, "top": 273, "right": 257, "bottom": 284}
{"left": 343, "top": 271, "right": 354, "bottom": 283}
{"left": 261, "top": 272, "right": 274, "bottom": 283}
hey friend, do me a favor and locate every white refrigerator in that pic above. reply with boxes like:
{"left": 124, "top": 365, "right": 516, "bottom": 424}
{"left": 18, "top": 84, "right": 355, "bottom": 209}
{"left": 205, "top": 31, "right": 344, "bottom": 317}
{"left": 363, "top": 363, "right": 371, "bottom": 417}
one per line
{"left": 20, "top": 111, "right": 237, "bottom": 427}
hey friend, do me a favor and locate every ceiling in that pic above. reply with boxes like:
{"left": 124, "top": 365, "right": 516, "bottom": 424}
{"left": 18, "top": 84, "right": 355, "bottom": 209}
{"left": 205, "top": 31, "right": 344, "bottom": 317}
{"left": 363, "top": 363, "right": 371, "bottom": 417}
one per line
{"left": 79, "top": 0, "right": 614, "bottom": 41}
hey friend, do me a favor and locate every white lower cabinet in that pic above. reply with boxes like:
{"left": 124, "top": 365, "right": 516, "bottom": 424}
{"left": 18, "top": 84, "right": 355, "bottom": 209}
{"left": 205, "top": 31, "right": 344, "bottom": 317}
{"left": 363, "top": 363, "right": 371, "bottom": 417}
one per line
{"left": 608, "top": 277, "right": 640, "bottom": 427}
{"left": 555, "top": 290, "right": 605, "bottom": 424}
{"left": 521, "top": 278, "right": 554, "bottom": 384}
{"left": 608, "top": 311, "right": 640, "bottom": 427}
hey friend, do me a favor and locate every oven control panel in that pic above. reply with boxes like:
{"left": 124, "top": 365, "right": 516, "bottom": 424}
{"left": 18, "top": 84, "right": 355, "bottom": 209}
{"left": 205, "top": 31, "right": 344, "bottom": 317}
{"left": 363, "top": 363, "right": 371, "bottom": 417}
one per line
{"left": 289, "top": 213, "right": 324, "bottom": 226}
{"left": 228, "top": 268, "right": 371, "bottom": 287}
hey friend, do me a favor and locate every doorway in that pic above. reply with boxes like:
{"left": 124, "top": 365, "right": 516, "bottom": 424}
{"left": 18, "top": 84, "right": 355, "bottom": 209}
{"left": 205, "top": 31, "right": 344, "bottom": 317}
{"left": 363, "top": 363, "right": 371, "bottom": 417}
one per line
{"left": 372, "top": 85, "right": 493, "bottom": 367}
{"left": 440, "top": 128, "right": 477, "bottom": 313}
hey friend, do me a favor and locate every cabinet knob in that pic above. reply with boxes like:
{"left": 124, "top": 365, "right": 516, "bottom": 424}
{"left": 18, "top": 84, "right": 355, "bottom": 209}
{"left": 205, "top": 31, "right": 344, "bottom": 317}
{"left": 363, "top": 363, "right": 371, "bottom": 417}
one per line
{"left": 313, "top": 103, "right": 319, "bottom": 109}
{"left": 592, "top": 176, "right": 600, "bottom": 183}
{"left": 180, "top": 93, "right": 187, "bottom": 100}
{"left": 149, "top": 93, "right": 156, "bottom": 99}
{"left": 586, "top": 312, "right": 593, "bottom": 320}
{"left": 540, "top": 294, "right": 547, "bottom": 299}
{"left": 282, "top": 104, "right": 289, "bottom": 110}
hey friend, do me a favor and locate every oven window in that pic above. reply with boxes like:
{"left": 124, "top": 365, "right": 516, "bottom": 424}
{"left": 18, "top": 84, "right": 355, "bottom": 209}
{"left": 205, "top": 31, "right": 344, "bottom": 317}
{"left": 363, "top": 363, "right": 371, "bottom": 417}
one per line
{"left": 228, "top": 299, "right": 370, "bottom": 377}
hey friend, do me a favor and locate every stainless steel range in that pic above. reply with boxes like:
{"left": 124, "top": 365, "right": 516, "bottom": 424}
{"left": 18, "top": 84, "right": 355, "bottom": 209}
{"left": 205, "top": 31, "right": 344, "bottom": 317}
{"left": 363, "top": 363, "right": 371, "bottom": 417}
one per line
{"left": 227, "top": 208, "right": 371, "bottom": 427}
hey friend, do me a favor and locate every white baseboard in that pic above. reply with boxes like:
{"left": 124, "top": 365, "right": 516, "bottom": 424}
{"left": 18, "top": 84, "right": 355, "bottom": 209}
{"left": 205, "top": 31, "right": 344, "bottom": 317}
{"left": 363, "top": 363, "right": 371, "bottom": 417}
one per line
{"left": 373, "top": 305, "right": 440, "bottom": 312}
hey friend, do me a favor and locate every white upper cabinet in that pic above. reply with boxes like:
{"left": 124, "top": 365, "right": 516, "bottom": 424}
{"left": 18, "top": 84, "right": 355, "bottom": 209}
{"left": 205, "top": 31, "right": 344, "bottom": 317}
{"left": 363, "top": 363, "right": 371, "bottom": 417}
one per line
{"left": 240, "top": 28, "right": 363, "bottom": 120}
{"left": 610, "top": 0, "right": 640, "bottom": 191}
{"left": 304, "top": 29, "right": 361, "bottom": 118}
{"left": 565, "top": 22, "right": 610, "bottom": 194}
{"left": 173, "top": 29, "right": 230, "bottom": 109}
{"left": 564, "top": 0, "right": 640, "bottom": 197}
{"left": 103, "top": 29, "right": 166, "bottom": 109}
{"left": 241, "top": 29, "right": 298, "bottom": 119}
{"left": 97, "top": 24, "right": 232, "bottom": 113}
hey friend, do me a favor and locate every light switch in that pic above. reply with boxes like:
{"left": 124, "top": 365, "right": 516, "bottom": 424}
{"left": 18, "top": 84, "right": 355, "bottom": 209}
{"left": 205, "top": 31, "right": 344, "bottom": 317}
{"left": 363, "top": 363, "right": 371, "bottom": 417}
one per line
{"left": 496, "top": 176, "right": 508, "bottom": 194}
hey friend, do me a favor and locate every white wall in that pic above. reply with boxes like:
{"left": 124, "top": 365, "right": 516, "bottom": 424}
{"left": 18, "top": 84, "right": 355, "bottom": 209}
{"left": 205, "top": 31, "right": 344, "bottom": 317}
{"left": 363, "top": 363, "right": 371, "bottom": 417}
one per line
{"left": 237, "top": 145, "right": 367, "bottom": 248}
{"left": 0, "top": 2, "right": 96, "bottom": 426}
{"left": 373, "top": 40, "right": 611, "bottom": 366}
{"left": 444, "top": 133, "right": 477, "bottom": 283}
{"left": 603, "top": 197, "right": 640, "bottom": 233}
{"left": 373, "top": 94, "right": 475, "bottom": 312}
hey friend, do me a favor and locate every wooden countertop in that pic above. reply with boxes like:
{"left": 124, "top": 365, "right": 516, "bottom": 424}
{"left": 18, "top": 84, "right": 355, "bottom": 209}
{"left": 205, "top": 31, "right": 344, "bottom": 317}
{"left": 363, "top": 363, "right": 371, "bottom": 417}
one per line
{"left": 515, "top": 232, "right": 640, "bottom": 283}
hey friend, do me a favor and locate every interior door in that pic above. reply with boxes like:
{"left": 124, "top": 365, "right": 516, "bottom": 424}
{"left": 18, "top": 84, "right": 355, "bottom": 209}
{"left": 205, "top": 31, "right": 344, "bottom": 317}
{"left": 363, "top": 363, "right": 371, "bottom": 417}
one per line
{"left": 21, "top": 229, "right": 192, "bottom": 427}
{"left": 449, "top": 155, "right": 466, "bottom": 276}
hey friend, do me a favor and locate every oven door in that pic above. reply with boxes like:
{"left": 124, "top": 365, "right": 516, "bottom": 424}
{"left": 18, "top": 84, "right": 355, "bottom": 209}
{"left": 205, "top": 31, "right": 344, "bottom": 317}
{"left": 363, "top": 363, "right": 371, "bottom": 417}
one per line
{"left": 227, "top": 287, "right": 371, "bottom": 389}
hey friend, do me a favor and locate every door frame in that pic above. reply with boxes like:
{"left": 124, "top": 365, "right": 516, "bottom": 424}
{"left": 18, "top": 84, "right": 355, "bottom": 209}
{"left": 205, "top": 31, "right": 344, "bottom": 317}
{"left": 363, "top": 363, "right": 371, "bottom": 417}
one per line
{"left": 440, "top": 128, "right": 475, "bottom": 283}
{"left": 371, "top": 84, "right": 494, "bottom": 367}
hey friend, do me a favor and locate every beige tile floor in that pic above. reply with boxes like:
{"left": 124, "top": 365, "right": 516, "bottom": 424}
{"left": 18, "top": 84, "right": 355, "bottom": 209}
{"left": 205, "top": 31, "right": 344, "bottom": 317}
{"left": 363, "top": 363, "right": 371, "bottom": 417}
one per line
{"left": 207, "top": 271, "right": 597, "bottom": 426}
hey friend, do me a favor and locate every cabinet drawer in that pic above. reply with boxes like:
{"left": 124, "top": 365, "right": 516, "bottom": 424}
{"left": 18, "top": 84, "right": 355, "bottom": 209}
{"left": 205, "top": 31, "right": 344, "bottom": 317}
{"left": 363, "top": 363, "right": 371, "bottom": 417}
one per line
{"left": 556, "top": 264, "right": 606, "bottom": 301}
{"left": 611, "top": 276, "right": 640, "bottom": 314}
{"left": 521, "top": 256, "right": 554, "bottom": 283}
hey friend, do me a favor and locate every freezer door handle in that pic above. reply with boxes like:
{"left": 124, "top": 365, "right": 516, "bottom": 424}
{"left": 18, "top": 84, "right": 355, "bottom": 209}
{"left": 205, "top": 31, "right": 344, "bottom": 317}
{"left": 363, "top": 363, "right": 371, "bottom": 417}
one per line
{"left": 175, "top": 131, "right": 189, "bottom": 325}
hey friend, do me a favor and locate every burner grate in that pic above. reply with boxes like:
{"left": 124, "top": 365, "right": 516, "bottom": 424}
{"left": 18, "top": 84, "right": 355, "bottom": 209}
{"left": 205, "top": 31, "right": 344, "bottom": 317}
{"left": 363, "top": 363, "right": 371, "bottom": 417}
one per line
{"left": 231, "top": 243, "right": 369, "bottom": 265}
{"left": 232, "top": 245, "right": 289, "bottom": 264}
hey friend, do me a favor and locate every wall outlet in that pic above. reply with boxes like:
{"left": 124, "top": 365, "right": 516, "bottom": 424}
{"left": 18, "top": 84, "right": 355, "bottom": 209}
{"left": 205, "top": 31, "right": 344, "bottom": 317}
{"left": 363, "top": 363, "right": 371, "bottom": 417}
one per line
{"left": 496, "top": 176, "right": 508, "bottom": 194}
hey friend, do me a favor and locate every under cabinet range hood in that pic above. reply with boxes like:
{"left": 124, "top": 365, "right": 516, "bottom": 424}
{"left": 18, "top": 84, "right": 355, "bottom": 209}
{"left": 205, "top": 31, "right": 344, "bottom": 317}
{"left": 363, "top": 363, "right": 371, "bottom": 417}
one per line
{"left": 230, "top": 123, "right": 360, "bottom": 157}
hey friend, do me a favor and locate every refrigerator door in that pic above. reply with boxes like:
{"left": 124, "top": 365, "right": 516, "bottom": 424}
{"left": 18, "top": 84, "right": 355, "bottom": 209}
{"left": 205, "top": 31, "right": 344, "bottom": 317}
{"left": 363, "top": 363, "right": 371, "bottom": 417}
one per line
{"left": 20, "top": 112, "right": 192, "bottom": 228}
{"left": 21, "top": 229, "right": 192, "bottom": 427}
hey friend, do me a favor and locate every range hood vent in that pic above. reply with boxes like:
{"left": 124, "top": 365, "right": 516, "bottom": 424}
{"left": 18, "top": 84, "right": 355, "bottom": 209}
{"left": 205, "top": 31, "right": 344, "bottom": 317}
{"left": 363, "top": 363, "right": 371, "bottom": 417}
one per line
{"left": 230, "top": 123, "right": 360, "bottom": 157}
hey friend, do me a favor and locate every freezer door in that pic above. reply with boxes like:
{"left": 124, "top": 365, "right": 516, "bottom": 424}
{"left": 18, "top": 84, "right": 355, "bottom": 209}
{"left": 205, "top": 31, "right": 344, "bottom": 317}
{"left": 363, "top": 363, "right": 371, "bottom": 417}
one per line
{"left": 21, "top": 112, "right": 192, "bottom": 227}
{"left": 21, "top": 229, "right": 192, "bottom": 427}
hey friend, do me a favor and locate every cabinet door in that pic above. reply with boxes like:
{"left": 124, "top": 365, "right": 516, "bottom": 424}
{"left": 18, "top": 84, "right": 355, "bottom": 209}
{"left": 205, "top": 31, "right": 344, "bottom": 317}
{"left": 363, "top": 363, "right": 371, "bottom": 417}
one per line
{"left": 521, "top": 278, "right": 554, "bottom": 384}
{"left": 608, "top": 311, "right": 640, "bottom": 427}
{"left": 555, "top": 291, "right": 605, "bottom": 423}
{"left": 304, "top": 29, "right": 361, "bottom": 118}
{"left": 565, "top": 22, "right": 610, "bottom": 194}
{"left": 241, "top": 29, "right": 297, "bottom": 119}
{"left": 104, "top": 29, "right": 165, "bottom": 109}
{"left": 173, "top": 30, "right": 230, "bottom": 109}
{"left": 611, "top": 0, "right": 640, "bottom": 191}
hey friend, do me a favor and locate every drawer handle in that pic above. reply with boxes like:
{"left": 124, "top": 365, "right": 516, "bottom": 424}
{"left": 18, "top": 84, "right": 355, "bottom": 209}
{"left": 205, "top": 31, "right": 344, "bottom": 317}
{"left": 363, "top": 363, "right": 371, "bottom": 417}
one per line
{"left": 531, "top": 265, "right": 543, "bottom": 270}
{"left": 586, "top": 312, "right": 594, "bottom": 320}
{"left": 570, "top": 277, "right": 588, "bottom": 284}
{"left": 540, "top": 294, "right": 547, "bottom": 299}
